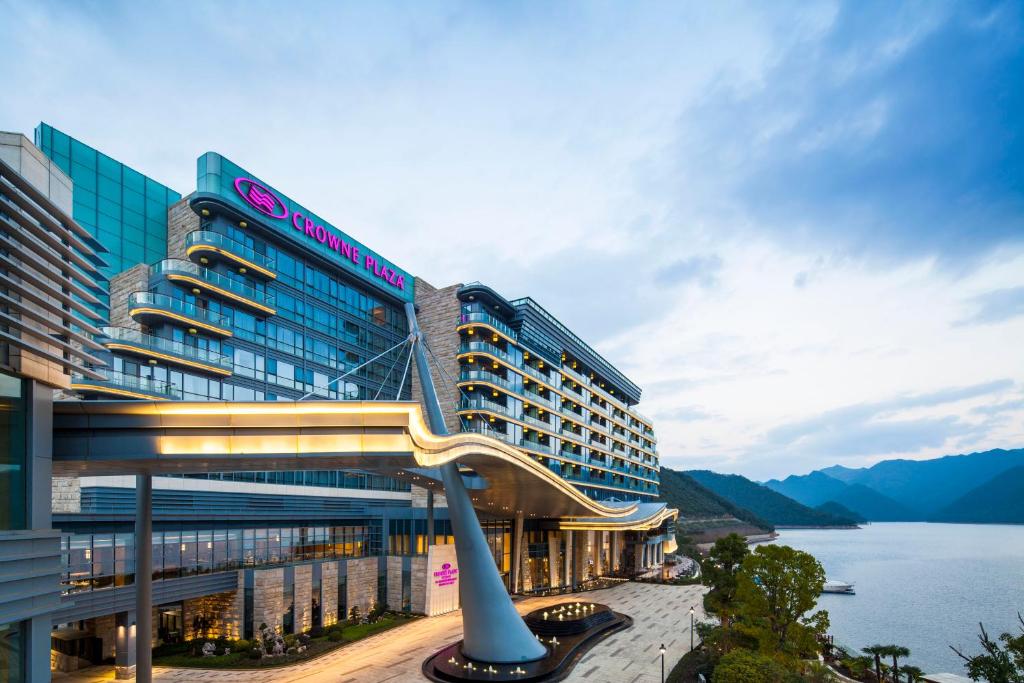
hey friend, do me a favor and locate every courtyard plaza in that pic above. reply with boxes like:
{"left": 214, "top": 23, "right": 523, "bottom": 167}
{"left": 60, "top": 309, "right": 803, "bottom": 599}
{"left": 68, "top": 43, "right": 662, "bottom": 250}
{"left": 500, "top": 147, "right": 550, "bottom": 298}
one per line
{"left": 54, "top": 582, "right": 708, "bottom": 683}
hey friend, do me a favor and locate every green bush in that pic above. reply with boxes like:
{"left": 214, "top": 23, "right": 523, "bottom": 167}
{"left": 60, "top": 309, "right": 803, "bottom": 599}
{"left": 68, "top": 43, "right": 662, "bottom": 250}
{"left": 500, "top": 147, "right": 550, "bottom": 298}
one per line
{"left": 328, "top": 630, "right": 345, "bottom": 642}
{"left": 247, "top": 648, "right": 262, "bottom": 660}
{"left": 711, "top": 650, "right": 797, "bottom": 683}
{"left": 231, "top": 639, "right": 251, "bottom": 651}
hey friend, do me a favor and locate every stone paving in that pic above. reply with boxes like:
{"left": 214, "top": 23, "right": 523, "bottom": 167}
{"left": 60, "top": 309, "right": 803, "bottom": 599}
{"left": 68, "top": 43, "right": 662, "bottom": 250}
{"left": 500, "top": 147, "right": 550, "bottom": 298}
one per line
{"left": 54, "top": 581, "right": 708, "bottom": 683}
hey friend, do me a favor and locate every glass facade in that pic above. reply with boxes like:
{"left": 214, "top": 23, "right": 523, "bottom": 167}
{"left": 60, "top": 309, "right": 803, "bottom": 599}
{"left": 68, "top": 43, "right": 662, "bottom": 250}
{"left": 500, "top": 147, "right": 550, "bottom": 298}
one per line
{"left": 61, "top": 522, "right": 380, "bottom": 595}
{"left": 0, "top": 372, "right": 27, "bottom": 530}
{"left": 34, "top": 123, "right": 179, "bottom": 281}
{"left": 455, "top": 298, "right": 660, "bottom": 501}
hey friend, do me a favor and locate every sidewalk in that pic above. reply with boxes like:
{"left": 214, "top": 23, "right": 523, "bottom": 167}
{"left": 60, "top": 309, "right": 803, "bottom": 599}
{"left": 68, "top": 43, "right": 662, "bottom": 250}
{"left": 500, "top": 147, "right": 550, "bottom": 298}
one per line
{"left": 56, "top": 582, "right": 709, "bottom": 683}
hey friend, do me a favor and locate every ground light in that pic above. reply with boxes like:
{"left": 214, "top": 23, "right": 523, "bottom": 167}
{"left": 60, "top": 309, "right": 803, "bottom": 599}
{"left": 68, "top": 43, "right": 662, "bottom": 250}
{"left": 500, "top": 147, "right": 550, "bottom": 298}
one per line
{"left": 659, "top": 643, "right": 666, "bottom": 683}
{"left": 690, "top": 606, "right": 695, "bottom": 651}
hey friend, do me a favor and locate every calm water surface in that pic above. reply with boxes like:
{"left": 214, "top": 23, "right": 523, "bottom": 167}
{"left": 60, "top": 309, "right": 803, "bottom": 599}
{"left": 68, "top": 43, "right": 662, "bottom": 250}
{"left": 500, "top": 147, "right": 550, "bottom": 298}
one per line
{"left": 771, "top": 523, "right": 1024, "bottom": 675}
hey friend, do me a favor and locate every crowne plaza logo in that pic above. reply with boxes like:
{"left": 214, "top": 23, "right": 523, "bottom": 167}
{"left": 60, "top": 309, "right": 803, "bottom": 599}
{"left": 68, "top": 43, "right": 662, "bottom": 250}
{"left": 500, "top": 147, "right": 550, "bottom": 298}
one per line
{"left": 234, "top": 177, "right": 289, "bottom": 219}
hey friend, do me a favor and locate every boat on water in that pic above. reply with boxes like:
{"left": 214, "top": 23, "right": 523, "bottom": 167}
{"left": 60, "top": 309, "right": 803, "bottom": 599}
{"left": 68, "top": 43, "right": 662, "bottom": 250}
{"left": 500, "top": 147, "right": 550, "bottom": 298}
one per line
{"left": 822, "top": 580, "right": 855, "bottom": 595}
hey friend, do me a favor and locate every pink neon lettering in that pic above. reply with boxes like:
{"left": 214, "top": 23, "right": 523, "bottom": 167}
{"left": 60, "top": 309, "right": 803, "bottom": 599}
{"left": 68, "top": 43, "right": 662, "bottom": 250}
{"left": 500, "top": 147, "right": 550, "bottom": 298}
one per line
{"left": 365, "top": 255, "right": 376, "bottom": 272}
{"left": 327, "top": 232, "right": 341, "bottom": 252}
{"left": 292, "top": 212, "right": 304, "bottom": 231}
{"left": 314, "top": 225, "right": 328, "bottom": 243}
{"left": 340, "top": 241, "right": 351, "bottom": 259}
{"left": 304, "top": 217, "right": 315, "bottom": 237}
{"left": 351, "top": 247, "right": 360, "bottom": 264}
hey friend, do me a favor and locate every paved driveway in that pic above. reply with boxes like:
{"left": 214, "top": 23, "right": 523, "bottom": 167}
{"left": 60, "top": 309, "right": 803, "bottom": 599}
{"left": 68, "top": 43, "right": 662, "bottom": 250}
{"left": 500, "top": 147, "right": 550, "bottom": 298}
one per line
{"left": 56, "top": 582, "right": 708, "bottom": 683}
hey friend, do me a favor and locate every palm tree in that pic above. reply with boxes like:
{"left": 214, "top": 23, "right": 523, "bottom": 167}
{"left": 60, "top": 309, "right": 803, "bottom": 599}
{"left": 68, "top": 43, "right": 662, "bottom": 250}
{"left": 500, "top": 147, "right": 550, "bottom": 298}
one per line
{"left": 901, "top": 665, "right": 923, "bottom": 682}
{"left": 863, "top": 644, "right": 888, "bottom": 681}
{"left": 887, "top": 645, "right": 911, "bottom": 681}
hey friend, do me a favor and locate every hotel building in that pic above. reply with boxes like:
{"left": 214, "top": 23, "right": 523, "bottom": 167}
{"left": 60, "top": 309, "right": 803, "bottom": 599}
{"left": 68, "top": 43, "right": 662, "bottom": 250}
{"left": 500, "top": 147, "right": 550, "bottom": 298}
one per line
{"left": 1, "top": 124, "right": 677, "bottom": 680}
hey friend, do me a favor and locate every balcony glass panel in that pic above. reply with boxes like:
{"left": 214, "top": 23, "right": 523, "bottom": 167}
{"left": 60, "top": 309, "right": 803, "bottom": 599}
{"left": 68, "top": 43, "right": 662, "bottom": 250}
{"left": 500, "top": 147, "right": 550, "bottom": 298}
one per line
{"left": 128, "top": 292, "right": 231, "bottom": 330}
{"left": 152, "top": 259, "right": 275, "bottom": 309}
{"left": 185, "top": 231, "right": 275, "bottom": 272}
{"left": 101, "top": 327, "right": 232, "bottom": 371}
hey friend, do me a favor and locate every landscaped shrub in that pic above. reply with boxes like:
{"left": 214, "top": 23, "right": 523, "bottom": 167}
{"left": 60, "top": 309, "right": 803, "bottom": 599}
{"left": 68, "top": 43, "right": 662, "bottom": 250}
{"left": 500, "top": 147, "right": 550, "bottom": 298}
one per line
{"left": 308, "top": 626, "right": 324, "bottom": 638}
{"left": 247, "top": 648, "right": 262, "bottom": 660}
{"left": 232, "top": 639, "right": 251, "bottom": 651}
{"left": 328, "top": 630, "right": 345, "bottom": 642}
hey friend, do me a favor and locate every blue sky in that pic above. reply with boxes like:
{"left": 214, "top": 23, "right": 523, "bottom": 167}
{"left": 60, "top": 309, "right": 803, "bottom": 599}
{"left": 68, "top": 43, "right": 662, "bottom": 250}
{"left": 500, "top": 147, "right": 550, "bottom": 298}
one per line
{"left": 2, "top": 0, "right": 1021, "bottom": 479}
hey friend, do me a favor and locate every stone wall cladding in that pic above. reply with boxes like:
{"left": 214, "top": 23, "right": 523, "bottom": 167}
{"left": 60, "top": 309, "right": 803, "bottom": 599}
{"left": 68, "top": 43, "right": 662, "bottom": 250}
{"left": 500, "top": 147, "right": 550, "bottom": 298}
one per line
{"left": 386, "top": 556, "right": 403, "bottom": 610}
{"left": 293, "top": 564, "right": 313, "bottom": 633}
{"left": 253, "top": 567, "right": 285, "bottom": 634}
{"left": 411, "top": 277, "right": 463, "bottom": 435}
{"left": 108, "top": 264, "right": 149, "bottom": 331}
{"left": 410, "top": 484, "right": 448, "bottom": 510}
{"left": 345, "top": 557, "right": 378, "bottom": 617}
{"left": 410, "top": 556, "right": 427, "bottom": 613}
{"left": 166, "top": 197, "right": 199, "bottom": 261}
{"left": 321, "top": 561, "right": 339, "bottom": 626}
{"left": 94, "top": 614, "right": 116, "bottom": 659}
{"left": 52, "top": 476, "right": 80, "bottom": 513}
{"left": 183, "top": 590, "right": 242, "bottom": 640}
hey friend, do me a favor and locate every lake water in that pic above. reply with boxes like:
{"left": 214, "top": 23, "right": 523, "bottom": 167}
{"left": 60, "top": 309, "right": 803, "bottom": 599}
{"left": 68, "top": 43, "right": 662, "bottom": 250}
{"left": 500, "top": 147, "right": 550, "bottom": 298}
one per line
{"left": 770, "top": 523, "right": 1024, "bottom": 676}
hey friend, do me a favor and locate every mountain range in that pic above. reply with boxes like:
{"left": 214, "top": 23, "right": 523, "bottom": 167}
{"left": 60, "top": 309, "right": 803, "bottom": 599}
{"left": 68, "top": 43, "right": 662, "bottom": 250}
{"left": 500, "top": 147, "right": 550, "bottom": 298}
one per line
{"left": 764, "top": 448, "right": 1024, "bottom": 523}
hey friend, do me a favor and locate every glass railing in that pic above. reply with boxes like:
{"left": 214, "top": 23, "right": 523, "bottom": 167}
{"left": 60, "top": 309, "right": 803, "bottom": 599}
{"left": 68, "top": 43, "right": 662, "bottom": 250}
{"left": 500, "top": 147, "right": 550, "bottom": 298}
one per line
{"left": 153, "top": 259, "right": 275, "bottom": 309}
{"left": 462, "top": 422, "right": 518, "bottom": 447}
{"left": 521, "top": 412, "right": 555, "bottom": 432}
{"left": 458, "top": 311, "right": 518, "bottom": 341}
{"left": 522, "top": 387, "right": 559, "bottom": 411}
{"left": 185, "top": 231, "right": 276, "bottom": 274}
{"left": 73, "top": 369, "right": 175, "bottom": 398}
{"left": 520, "top": 437, "right": 557, "bottom": 455}
{"left": 459, "top": 396, "right": 517, "bottom": 420}
{"left": 459, "top": 341, "right": 517, "bottom": 366}
{"left": 459, "top": 369, "right": 518, "bottom": 394}
{"left": 102, "top": 327, "right": 232, "bottom": 372}
{"left": 128, "top": 292, "right": 232, "bottom": 331}
{"left": 519, "top": 361, "right": 553, "bottom": 385}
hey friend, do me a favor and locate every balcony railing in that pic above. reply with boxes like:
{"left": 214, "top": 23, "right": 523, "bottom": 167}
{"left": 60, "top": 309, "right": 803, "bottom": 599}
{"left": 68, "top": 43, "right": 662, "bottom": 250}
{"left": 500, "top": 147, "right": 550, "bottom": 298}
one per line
{"left": 101, "top": 326, "right": 233, "bottom": 375}
{"left": 128, "top": 292, "right": 233, "bottom": 336}
{"left": 521, "top": 388, "right": 559, "bottom": 412}
{"left": 459, "top": 396, "right": 517, "bottom": 421}
{"left": 520, "top": 412, "right": 555, "bottom": 433}
{"left": 520, "top": 437, "right": 557, "bottom": 456}
{"left": 459, "top": 341, "right": 518, "bottom": 367}
{"left": 185, "top": 231, "right": 276, "bottom": 278}
{"left": 459, "top": 369, "right": 518, "bottom": 394}
{"left": 458, "top": 311, "right": 518, "bottom": 342}
{"left": 153, "top": 259, "right": 276, "bottom": 314}
{"left": 71, "top": 369, "right": 175, "bottom": 400}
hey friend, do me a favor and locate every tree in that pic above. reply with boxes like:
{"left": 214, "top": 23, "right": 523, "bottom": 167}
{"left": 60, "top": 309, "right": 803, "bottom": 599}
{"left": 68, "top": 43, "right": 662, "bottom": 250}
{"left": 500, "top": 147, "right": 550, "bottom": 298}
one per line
{"left": 711, "top": 649, "right": 796, "bottom": 683}
{"left": 951, "top": 614, "right": 1024, "bottom": 683}
{"left": 704, "top": 533, "right": 749, "bottom": 620}
{"left": 885, "top": 645, "right": 910, "bottom": 682}
{"left": 901, "top": 665, "right": 923, "bottom": 682}
{"left": 863, "top": 645, "right": 889, "bottom": 681}
{"left": 734, "top": 544, "right": 829, "bottom": 655}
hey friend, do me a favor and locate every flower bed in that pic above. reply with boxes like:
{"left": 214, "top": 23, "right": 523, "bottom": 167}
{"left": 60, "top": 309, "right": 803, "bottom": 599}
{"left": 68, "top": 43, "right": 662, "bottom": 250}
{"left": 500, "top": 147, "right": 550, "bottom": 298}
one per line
{"left": 153, "top": 613, "right": 417, "bottom": 669}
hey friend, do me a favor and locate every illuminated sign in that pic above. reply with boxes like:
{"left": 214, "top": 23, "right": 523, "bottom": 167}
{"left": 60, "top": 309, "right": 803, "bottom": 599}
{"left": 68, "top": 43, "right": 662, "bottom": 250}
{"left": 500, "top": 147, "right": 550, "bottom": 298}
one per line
{"left": 433, "top": 562, "right": 459, "bottom": 587}
{"left": 231, "top": 176, "right": 406, "bottom": 293}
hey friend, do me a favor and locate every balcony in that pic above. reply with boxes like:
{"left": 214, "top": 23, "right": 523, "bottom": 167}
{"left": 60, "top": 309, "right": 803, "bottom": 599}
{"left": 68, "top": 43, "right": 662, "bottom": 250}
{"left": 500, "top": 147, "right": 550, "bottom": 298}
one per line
{"left": 71, "top": 369, "right": 175, "bottom": 401}
{"left": 522, "top": 387, "right": 559, "bottom": 412}
{"left": 458, "top": 396, "right": 517, "bottom": 421}
{"left": 520, "top": 412, "right": 555, "bottom": 433}
{"left": 459, "top": 341, "right": 517, "bottom": 367}
{"left": 185, "top": 231, "right": 276, "bottom": 279}
{"left": 152, "top": 259, "right": 276, "bottom": 314}
{"left": 459, "top": 369, "right": 518, "bottom": 394}
{"left": 457, "top": 311, "right": 518, "bottom": 342}
{"left": 128, "top": 292, "right": 233, "bottom": 337}
{"left": 101, "top": 327, "right": 233, "bottom": 376}
{"left": 519, "top": 437, "right": 557, "bottom": 456}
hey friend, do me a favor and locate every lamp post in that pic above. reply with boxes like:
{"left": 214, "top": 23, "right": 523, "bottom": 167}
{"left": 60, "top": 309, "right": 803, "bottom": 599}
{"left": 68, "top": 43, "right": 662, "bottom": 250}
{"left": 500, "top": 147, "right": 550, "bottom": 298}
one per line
{"left": 689, "top": 606, "right": 695, "bottom": 651}
{"left": 659, "top": 643, "right": 666, "bottom": 683}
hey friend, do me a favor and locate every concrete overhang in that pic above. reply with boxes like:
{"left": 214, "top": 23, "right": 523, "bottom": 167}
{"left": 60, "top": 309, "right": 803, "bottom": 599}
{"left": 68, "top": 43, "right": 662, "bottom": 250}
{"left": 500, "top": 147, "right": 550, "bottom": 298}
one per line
{"left": 53, "top": 400, "right": 676, "bottom": 529}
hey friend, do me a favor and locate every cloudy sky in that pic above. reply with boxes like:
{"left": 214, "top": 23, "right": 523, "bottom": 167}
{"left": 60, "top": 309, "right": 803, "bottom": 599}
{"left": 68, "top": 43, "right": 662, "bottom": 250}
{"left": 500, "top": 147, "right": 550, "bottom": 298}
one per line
{"left": 3, "top": 1, "right": 1021, "bottom": 479}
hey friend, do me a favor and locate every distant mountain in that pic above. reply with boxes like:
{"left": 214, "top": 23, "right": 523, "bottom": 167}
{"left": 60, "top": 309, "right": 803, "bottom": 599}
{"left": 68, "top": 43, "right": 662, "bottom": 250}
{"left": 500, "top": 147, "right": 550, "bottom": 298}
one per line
{"left": 818, "top": 449, "right": 1024, "bottom": 515}
{"left": 659, "top": 467, "right": 772, "bottom": 531}
{"left": 814, "top": 501, "right": 867, "bottom": 524}
{"left": 686, "top": 470, "right": 859, "bottom": 527}
{"left": 764, "top": 471, "right": 918, "bottom": 521}
{"left": 932, "top": 465, "right": 1024, "bottom": 524}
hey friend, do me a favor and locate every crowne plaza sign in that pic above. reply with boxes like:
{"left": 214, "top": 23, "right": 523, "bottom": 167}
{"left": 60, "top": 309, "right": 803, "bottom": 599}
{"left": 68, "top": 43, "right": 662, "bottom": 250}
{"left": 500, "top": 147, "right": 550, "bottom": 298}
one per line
{"left": 197, "top": 153, "right": 413, "bottom": 301}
